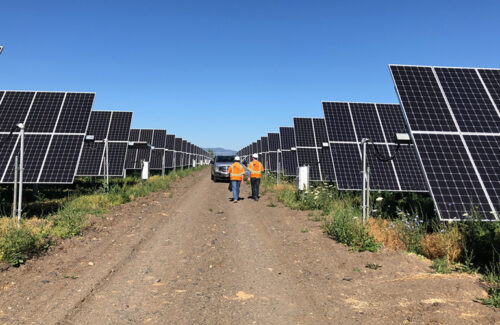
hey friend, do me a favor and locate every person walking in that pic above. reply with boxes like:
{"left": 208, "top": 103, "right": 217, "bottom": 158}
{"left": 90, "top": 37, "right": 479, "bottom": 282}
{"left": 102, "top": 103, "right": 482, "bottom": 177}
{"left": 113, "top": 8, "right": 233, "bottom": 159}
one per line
{"left": 248, "top": 153, "right": 264, "bottom": 201}
{"left": 228, "top": 156, "right": 245, "bottom": 203}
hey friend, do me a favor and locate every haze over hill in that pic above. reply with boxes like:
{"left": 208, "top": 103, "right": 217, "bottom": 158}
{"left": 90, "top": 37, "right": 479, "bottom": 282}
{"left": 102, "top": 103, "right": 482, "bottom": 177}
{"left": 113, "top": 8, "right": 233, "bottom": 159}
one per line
{"left": 204, "top": 147, "right": 236, "bottom": 156}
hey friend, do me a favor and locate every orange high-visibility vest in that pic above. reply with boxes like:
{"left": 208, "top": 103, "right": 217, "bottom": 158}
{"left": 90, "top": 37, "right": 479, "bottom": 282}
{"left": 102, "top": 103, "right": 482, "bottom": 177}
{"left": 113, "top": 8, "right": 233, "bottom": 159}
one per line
{"left": 248, "top": 160, "right": 264, "bottom": 178}
{"left": 228, "top": 162, "right": 245, "bottom": 181}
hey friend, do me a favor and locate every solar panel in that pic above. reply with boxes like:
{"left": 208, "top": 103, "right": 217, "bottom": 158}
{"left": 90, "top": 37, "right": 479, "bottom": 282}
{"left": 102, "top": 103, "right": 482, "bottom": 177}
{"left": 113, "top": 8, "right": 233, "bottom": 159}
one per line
{"left": 139, "top": 129, "right": 153, "bottom": 143}
{"left": 174, "top": 137, "right": 183, "bottom": 152}
{"left": 150, "top": 149, "right": 165, "bottom": 169}
{"left": 150, "top": 129, "right": 166, "bottom": 170}
{"left": 313, "top": 118, "right": 335, "bottom": 182}
{"left": 175, "top": 152, "right": 182, "bottom": 168}
{"left": 166, "top": 134, "right": 175, "bottom": 151}
{"left": 266, "top": 133, "right": 280, "bottom": 172}
{"left": 279, "top": 127, "right": 298, "bottom": 176}
{"left": 322, "top": 101, "right": 427, "bottom": 192}
{"left": 128, "top": 129, "right": 140, "bottom": 142}
{"left": 165, "top": 151, "right": 173, "bottom": 168}
{"left": 261, "top": 137, "right": 269, "bottom": 152}
{"left": 293, "top": 118, "right": 321, "bottom": 181}
{"left": 260, "top": 136, "right": 268, "bottom": 168}
{"left": 279, "top": 127, "right": 296, "bottom": 150}
{"left": 125, "top": 129, "right": 159, "bottom": 170}
{"left": 390, "top": 65, "right": 500, "bottom": 221}
{"left": 296, "top": 147, "right": 321, "bottom": 181}
{"left": 165, "top": 134, "right": 175, "bottom": 168}
{"left": 186, "top": 142, "right": 192, "bottom": 166}
{"left": 181, "top": 140, "right": 187, "bottom": 166}
{"left": 293, "top": 118, "right": 334, "bottom": 181}
{"left": 281, "top": 150, "right": 298, "bottom": 176}
{"left": 77, "top": 111, "right": 132, "bottom": 177}
{"left": 108, "top": 112, "right": 132, "bottom": 141}
{"left": 152, "top": 129, "right": 166, "bottom": 148}
{"left": 0, "top": 91, "right": 94, "bottom": 184}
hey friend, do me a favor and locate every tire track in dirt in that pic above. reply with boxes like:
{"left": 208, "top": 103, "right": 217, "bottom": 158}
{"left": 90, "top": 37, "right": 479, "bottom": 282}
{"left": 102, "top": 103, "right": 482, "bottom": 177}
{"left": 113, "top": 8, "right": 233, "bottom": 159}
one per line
{"left": 0, "top": 172, "right": 201, "bottom": 324}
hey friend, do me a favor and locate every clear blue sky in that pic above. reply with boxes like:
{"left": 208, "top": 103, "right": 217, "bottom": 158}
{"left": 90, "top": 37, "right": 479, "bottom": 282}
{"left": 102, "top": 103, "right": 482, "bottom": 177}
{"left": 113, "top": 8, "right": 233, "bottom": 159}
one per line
{"left": 2, "top": 1, "right": 500, "bottom": 150}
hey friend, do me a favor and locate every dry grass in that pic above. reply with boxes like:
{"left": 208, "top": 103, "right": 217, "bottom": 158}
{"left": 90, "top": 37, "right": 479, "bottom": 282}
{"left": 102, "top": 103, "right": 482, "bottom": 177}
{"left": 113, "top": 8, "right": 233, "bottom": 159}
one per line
{"left": 368, "top": 217, "right": 462, "bottom": 263}
{"left": 368, "top": 218, "right": 406, "bottom": 251}
{"left": 272, "top": 183, "right": 295, "bottom": 192}
{"left": 420, "top": 227, "right": 462, "bottom": 263}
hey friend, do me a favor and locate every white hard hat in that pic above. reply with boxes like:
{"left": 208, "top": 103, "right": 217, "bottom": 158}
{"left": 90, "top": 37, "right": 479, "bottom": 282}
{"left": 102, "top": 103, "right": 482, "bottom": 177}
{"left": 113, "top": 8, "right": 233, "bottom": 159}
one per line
{"left": 252, "top": 153, "right": 258, "bottom": 159}
{"left": 234, "top": 156, "right": 241, "bottom": 161}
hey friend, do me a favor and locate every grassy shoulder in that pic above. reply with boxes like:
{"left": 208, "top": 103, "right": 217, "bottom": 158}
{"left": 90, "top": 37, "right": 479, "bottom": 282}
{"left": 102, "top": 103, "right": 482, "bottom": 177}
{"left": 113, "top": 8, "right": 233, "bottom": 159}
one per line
{"left": 0, "top": 167, "right": 205, "bottom": 266}
{"left": 260, "top": 173, "right": 500, "bottom": 307}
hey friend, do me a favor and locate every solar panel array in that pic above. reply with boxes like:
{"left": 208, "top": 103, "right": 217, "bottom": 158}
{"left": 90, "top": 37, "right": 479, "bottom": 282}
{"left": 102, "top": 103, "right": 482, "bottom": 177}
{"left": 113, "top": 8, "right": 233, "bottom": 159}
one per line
{"left": 124, "top": 131, "right": 207, "bottom": 171}
{"left": 77, "top": 111, "right": 132, "bottom": 177}
{"left": 323, "top": 102, "right": 427, "bottom": 192}
{"left": 391, "top": 65, "right": 500, "bottom": 221}
{"left": 0, "top": 91, "right": 94, "bottom": 184}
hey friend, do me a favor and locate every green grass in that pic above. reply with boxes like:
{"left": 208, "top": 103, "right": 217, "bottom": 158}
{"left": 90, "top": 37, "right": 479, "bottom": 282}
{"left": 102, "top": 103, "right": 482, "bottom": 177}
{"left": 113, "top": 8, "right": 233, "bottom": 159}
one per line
{"left": 430, "top": 258, "right": 451, "bottom": 274}
{"left": 0, "top": 167, "right": 205, "bottom": 266}
{"left": 479, "top": 260, "right": 500, "bottom": 308}
{"left": 322, "top": 203, "right": 380, "bottom": 252}
{"left": 481, "top": 288, "right": 500, "bottom": 308}
{"left": 0, "top": 221, "right": 49, "bottom": 265}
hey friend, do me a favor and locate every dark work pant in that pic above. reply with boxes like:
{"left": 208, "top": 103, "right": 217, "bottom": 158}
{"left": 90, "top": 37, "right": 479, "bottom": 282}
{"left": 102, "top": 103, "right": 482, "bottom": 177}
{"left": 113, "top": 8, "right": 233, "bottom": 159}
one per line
{"left": 250, "top": 178, "right": 261, "bottom": 199}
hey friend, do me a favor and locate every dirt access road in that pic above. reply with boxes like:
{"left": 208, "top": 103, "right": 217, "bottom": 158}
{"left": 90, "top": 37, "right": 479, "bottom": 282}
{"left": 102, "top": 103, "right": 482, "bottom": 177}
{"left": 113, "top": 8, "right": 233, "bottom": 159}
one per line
{"left": 0, "top": 168, "right": 498, "bottom": 324}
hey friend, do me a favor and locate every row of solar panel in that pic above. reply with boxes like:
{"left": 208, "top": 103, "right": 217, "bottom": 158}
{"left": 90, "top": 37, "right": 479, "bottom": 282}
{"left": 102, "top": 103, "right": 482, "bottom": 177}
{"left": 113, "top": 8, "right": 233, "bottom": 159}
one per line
{"left": 0, "top": 91, "right": 210, "bottom": 184}
{"left": 238, "top": 108, "right": 424, "bottom": 192}
{"left": 237, "top": 65, "right": 500, "bottom": 222}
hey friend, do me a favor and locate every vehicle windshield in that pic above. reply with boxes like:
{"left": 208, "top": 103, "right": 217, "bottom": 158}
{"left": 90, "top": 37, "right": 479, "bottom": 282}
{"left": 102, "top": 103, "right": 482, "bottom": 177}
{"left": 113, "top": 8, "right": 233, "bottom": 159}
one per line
{"left": 215, "top": 156, "right": 235, "bottom": 163}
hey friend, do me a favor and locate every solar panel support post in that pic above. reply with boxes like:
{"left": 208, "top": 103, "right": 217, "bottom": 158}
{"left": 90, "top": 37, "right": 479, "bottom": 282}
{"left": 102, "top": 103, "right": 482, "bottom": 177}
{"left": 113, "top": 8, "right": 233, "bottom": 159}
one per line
{"left": 162, "top": 152, "right": 165, "bottom": 178}
{"left": 276, "top": 150, "right": 281, "bottom": 185}
{"left": 361, "top": 138, "right": 369, "bottom": 224}
{"left": 17, "top": 123, "right": 25, "bottom": 228}
{"left": 12, "top": 156, "right": 18, "bottom": 219}
{"left": 104, "top": 138, "right": 109, "bottom": 192}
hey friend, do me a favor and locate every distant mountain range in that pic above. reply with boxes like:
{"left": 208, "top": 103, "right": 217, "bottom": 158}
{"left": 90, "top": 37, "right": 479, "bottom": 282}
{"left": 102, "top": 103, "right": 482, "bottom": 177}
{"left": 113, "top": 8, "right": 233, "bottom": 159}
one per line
{"left": 204, "top": 147, "right": 236, "bottom": 156}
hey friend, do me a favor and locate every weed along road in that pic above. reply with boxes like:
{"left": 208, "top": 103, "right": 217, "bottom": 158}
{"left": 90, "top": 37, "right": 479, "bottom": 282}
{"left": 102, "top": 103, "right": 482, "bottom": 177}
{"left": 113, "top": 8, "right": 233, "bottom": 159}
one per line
{"left": 0, "top": 168, "right": 496, "bottom": 324}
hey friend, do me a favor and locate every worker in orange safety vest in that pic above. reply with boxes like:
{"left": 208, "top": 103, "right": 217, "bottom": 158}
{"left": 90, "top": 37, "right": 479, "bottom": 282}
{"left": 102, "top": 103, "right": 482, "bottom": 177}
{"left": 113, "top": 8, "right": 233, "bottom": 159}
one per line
{"left": 248, "top": 153, "right": 264, "bottom": 201}
{"left": 228, "top": 156, "right": 245, "bottom": 203}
